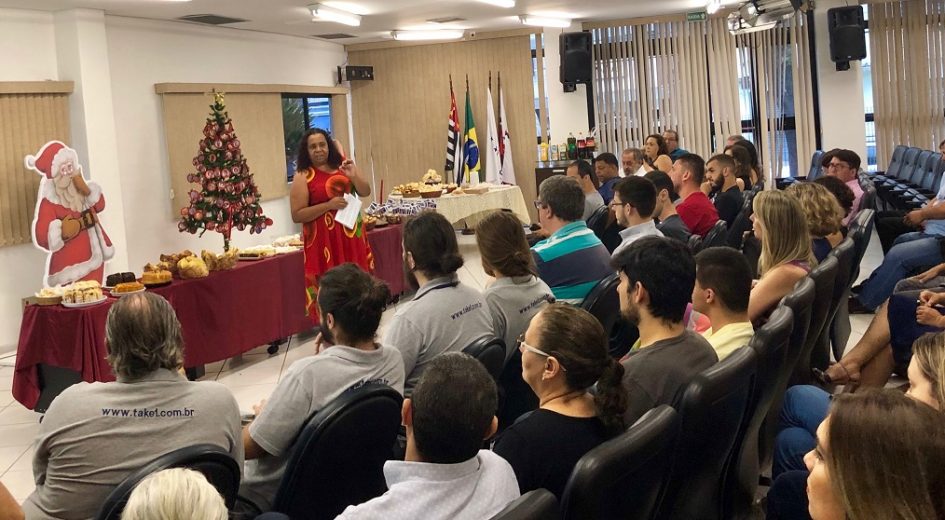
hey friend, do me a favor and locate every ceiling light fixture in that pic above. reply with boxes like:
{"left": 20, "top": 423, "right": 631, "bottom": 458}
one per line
{"left": 706, "top": 0, "right": 722, "bottom": 14}
{"left": 321, "top": 1, "right": 370, "bottom": 15}
{"left": 477, "top": 0, "right": 516, "bottom": 7}
{"left": 391, "top": 30, "right": 465, "bottom": 41}
{"left": 309, "top": 4, "right": 362, "bottom": 27}
{"left": 519, "top": 15, "right": 571, "bottom": 28}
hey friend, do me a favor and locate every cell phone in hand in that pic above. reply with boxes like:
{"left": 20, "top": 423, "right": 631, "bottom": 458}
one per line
{"left": 241, "top": 413, "right": 255, "bottom": 426}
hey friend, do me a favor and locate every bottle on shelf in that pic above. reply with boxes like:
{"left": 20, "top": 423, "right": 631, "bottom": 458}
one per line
{"left": 550, "top": 144, "right": 558, "bottom": 162}
{"left": 586, "top": 129, "right": 597, "bottom": 159}
{"left": 540, "top": 140, "right": 549, "bottom": 162}
{"left": 560, "top": 142, "right": 568, "bottom": 162}
{"left": 567, "top": 133, "right": 577, "bottom": 160}
{"left": 577, "top": 132, "right": 587, "bottom": 160}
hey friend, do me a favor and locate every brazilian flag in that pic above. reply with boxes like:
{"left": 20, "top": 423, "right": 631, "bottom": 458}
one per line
{"left": 462, "top": 87, "right": 481, "bottom": 184}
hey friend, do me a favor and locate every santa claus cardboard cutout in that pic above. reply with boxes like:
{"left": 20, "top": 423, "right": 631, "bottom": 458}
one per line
{"left": 25, "top": 141, "right": 114, "bottom": 287}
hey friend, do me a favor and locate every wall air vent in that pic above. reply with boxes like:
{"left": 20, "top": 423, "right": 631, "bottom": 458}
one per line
{"left": 313, "top": 33, "right": 358, "bottom": 39}
{"left": 427, "top": 17, "right": 466, "bottom": 24}
{"left": 178, "top": 14, "right": 249, "bottom": 25}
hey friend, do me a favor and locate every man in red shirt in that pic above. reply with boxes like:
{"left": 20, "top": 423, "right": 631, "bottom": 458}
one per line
{"left": 669, "top": 153, "right": 719, "bottom": 237}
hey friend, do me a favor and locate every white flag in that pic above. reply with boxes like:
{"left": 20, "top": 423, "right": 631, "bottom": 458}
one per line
{"left": 484, "top": 85, "right": 502, "bottom": 185}
{"left": 498, "top": 85, "right": 516, "bottom": 185}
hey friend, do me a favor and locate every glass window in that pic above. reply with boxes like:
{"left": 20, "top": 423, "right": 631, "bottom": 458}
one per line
{"left": 282, "top": 95, "right": 332, "bottom": 181}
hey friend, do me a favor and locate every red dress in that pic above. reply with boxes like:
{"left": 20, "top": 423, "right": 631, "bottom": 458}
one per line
{"left": 302, "top": 167, "right": 374, "bottom": 322}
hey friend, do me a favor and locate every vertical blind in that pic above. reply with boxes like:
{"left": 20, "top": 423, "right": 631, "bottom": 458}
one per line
{"left": 869, "top": 0, "right": 945, "bottom": 167}
{"left": 0, "top": 84, "right": 72, "bottom": 247}
{"left": 589, "top": 12, "right": 815, "bottom": 181}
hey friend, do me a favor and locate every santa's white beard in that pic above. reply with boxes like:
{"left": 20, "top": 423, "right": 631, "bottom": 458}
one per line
{"left": 54, "top": 176, "right": 86, "bottom": 212}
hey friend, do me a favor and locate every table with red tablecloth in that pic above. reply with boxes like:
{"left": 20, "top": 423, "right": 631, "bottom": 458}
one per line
{"left": 13, "top": 226, "right": 405, "bottom": 410}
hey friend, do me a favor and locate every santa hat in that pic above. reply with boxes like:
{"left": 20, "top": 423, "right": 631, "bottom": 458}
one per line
{"left": 24, "top": 141, "right": 76, "bottom": 179}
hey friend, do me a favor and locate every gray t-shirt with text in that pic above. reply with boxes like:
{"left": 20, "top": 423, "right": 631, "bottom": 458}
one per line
{"left": 483, "top": 276, "right": 555, "bottom": 362}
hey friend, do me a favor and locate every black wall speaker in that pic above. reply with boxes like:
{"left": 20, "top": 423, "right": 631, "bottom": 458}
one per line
{"left": 559, "top": 32, "right": 592, "bottom": 86}
{"left": 827, "top": 6, "right": 866, "bottom": 69}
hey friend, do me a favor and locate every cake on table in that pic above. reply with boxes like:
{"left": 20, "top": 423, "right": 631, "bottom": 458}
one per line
{"left": 62, "top": 281, "right": 103, "bottom": 304}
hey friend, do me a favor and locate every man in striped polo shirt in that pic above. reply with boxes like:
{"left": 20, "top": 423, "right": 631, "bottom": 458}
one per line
{"left": 531, "top": 175, "right": 613, "bottom": 305}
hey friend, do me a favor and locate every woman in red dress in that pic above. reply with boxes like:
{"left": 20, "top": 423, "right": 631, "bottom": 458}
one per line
{"left": 290, "top": 128, "right": 374, "bottom": 323}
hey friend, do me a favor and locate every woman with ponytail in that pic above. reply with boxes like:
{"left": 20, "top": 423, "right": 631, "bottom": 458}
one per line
{"left": 493, "top": 303, "right": 628, "bottom": 498}
{"left": 476, "top": 210, "right": 555, "bottom": 362}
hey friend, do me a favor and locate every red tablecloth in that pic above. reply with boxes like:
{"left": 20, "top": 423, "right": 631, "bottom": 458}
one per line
{"left": 13, "top": 227, "right": 404, "bottom": 410}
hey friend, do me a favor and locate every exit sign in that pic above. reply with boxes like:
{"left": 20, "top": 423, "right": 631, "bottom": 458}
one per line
{"left": 687, "top": 11, "right": 707, "bottom": 21}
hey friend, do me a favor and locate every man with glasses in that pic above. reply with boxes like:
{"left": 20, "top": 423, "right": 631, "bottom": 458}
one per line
{"left": 611, "top": 177, "right": 663, "bottom": 257}
{"left": 531, "top": 176, "right": 612, "bottom": 305}
{"left": 823, "top": 149, "right": 864, "bottom": 227}
{"left": 611, "top": 236, "right": 717, "bottom": 424}
{"left": 663, "top": 129, "right": 688, "bottom": 162}
{"left": 851, "top": 141, "right": 945, "bottom": 313}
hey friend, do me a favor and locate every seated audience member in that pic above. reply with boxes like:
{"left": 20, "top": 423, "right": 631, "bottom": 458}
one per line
{"left": 871, "top": 139, "right": 945, "bottom": 254}
{"left": 337, "top": 353, "right": 520, "bottom": 519}
{"left": 773, "top": 389, "right": 945, "bottom": 520}
{"left": 663, "top": 129, "right": 688, "bottom": 162}
{"left": 775, "top": 332, "right": 945, "bottom": 479}
{"left": 612, "top": 237, "right": 718, "bottom": 424}
{"left": 476, "top": 210, "right": 555, "bottom": 362}
{"left": 121, "top": 468, "right": 228, "bottom": 520}
{"left": 670, "top": 153, "right": 719, "bottom": 237}
{"left": 385, "top": 211, "right": 493, "bottom": 395}
{"left": 493, "top": 304, "right": 627, "bottom": 498}
{"left": 692, "top": 247, "right": 754, "bottom": 360}
{"left": 727, "top": 134, "right": 746, "bottom": 147}
{"left": 531, "top": 176, "right": 613, "bottom": 305}
{"left": 644, "top": 170, "right": 692, "bottom": 243}
{"left": 240, "top": 264, "right": 406, "bottom": 512}
{"left": 621, "top": 147, "right": 645, "bottom": 177}
{"left": 813, "top": 176, "right": 855, "bottom": 226}
{"left": 566, "top": 159, "right": 605, "bottom": 221}
{"left": 0, "top": 482, "right": 22, "bottom": 520}
{"left": 23, "top": 293, "right": 243, "bottom": 520}
{"left": 611, "top": 176, "right": 663, "bottom": 256}
{"left": 823, "top": 149, "right": 863, "bottom": 227}
{"left": 593, "top": 153, "right": 621, "bottom": 204}
{"left": 704, "top": 154, "right": 743, "bottom": 227}
{"left": 642, "top": 134, "right": 674, "bottom": 174}
{"left": 723, "top": 143, "right": 754, "bottom": 191}
{"left": 786, "top": 182, "right": 845, "bottom": 262}
{"left": 748, "top": 191, "right": 815, "bottom": 324}
{"left": 732, "top": 139, "right": 764, "bottom": 190}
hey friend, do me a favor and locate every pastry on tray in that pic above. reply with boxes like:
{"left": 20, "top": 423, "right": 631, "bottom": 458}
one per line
{"left": 62, "top": 280, "right": 103, "bottom": 304}
{"left": 105, "top": 272, "right": 136, "bottom": 287}
{"left": 113, "top": 281, "right": 145, "bottom": 294}
{"left": 141, "top": 269, "right": 172, "bottom": 286}
{"left": 178, "top": 255, "right": 209, "bottom": 279}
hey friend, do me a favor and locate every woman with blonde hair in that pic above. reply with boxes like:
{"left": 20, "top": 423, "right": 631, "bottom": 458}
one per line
{"left": 121, "top": 468, "right": 228, "bottom": 520}
{"left": 786, "top": 182, "right": 845, "bottom": 262}
{"left": 802, "top": 389, "right": 945, "bottom": 520}
{"left": 747, "top": 190, "right": 816, "bottom": 323}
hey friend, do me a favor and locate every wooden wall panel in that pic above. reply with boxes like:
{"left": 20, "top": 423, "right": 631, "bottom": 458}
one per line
{"left": 349, "top": 35, "right": 539, "bottom": 222}
{"left": 0, "top": 93, "right": 70, "bottom": 247}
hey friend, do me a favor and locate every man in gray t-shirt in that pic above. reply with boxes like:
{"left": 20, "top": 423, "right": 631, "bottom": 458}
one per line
{"left": 22, "top": 293, "right": 243, "bottom": 520}
{"left": 240, "top": 264, "right": 406, "bottom": 512}
{"left": 385, "top": 212, "right": 494, "bottom": 395}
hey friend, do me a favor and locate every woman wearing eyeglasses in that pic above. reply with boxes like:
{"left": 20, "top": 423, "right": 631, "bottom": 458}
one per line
{"left": 492, "top": 303, "right": 628, "bottom": 498}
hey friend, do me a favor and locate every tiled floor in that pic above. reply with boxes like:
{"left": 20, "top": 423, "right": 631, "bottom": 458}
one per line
{"left": 0, "top": 230, "right": 882, "bottom": 504}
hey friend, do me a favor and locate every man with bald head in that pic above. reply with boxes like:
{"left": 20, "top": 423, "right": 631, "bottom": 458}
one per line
{"left": 622, "top": 148, "right": 645, "bottom": 177}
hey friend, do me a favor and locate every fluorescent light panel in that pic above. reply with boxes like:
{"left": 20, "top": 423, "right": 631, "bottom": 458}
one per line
{"left": 519, "top": 15, "right": 571, "bottom": 28}
{"left": 309, "top": 4, "right": 362, "bottom": 26}
{"left": 477, "top": 0, "right": 516, "bottom": 7}
{"left": 391, "top": 30, "right": 465, "bottom": 41}
{"left": 706, "top": 0, "right": 722, "bottom": 14}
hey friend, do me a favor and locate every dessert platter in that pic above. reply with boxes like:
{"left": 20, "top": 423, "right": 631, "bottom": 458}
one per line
{"left": 239, "top": 245, "right": 277, "bottom": 261}
{"left": 34, "top": 286, "right": 63, "bottom": 306}
{"left": 112, "top": 281, "right": 145, "bottom": 296}
{"left": 104, "top": 272, "right": 136, "bottom": 289}
{"left": 142, "top": 264, "right": 173, "bottom": 287}
{"left": 61, "top": 280, "right": 107, "bottom": 308}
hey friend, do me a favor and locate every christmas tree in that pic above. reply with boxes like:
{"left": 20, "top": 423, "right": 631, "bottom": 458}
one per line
{"left": 179, "top": 92, "right": 273, "bottom": 251}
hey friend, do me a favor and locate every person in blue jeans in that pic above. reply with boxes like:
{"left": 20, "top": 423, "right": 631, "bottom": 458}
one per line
{"left": 772, "top": 385, "right": 832, "bottom": 477}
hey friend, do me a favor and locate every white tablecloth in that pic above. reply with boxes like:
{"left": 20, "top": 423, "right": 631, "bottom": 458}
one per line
{"left": 385, "top": 185, "right": 531, "bottom": 225}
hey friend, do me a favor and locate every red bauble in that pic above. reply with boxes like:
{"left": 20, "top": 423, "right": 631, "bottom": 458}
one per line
{"left": 198, "top": 154, "right": 205, "bottom": 163}
{"left": 246, "top": 196, "right": 255, "bottom": 204}
{"left": 233, "top": 166, "right": 241, "bottom": 174}
{"left": 178, "top": 221, "right": 187, "bottom": 231}
{"left": 209, "top": 154, "right": 217, "bottom": 163}
{"left": 256, "top": 207, "right": 263, "bottom": 215}
{"left": 214, "top": 139, "right": 223, "bottom": 148}
{"left": 225, "top": 151, "right": 233, "bottom": 161}
{"left": 195, "top": 211, "right": 204, "bottom": 220}
{"left": 208, "top": 182, "right": 217, "bottom": 191}
{"left": 206, "top": 221, "right": 216, "bottom": 230}
{"left": 237, "top": 223, "right": 245, "bottom": 231}
{"left": 265, "top": 218, "right": 273, "bottom": 226}
{"left": 233, "top": 139, "right": 240, "bottom": 148}
{"left": 180, "top": 207, "right": 188, "bottom": 217}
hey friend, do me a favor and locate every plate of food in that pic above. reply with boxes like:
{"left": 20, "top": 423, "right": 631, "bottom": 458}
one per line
{"left": 34, "top": 287, "right": 64, "bottom": 306}
{"left": 141, "top": 267, "right": 173, "bottom": 287}
{"left": 62, "top": 296, "right": 108, "bottom": 308}
{"left": 61, "top": 281, "right": 106, "bottom": 307}
{"left": 111, "top": 281, "right": 146, "bottom": 296}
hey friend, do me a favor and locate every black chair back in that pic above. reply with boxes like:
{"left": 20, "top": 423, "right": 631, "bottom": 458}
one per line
{"left": 463, "top": 336, "right": 507, "bottom": 382}
{"left": 271, "top": 384, "right": 403, "bottom": 520}
{"left": 847, "top": 208, "right": 875, "bottom": 286}
{"left": 497, "top": 349, "right": 538, "bottom": 432}
{"left": 729, "top": 306, "right": 794, "bottom": 519}
{"left": 898, "top": 147, "right": 923, "bottom": 181}
{"left": 907, "top": 150, "right": 934, "bottom": 186}
{"left": 814, "top": 238, "right": 855, "bottom": 371}
{"left": 586, "top": 205, "right": 611, "bottom": 239}
{"left": 790, "top": 256, "right": 838, "bottom": 385}
{"left": 701, "top": 220, "right": 729, "bottom": 250}
{"left": 687, "top": 233, "right": 703, "bottom": 253}
{"left": 657, "top": 347, "right": 758, "bottom": 520}
{"left": 726, "top": 191, "right": 756, "bottom": 249}
{"left": 562, "top": 405, "right": 680, "bottom": 520}
{"left": 581, "top": 273, "right": 639, "bottom": 358}
{"left": 490, "top": 489, "right": 561, "bottom": 520}
{"left": 96, "top": 444, "right": 240, "bottom": 520}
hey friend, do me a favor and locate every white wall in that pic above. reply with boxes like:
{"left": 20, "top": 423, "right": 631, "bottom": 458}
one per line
{"left": 543, "top": 25, "right": 592, "bottom": 150}
{"left": 813, "top": 0, "right": 868, "bottom": 161}
{"left": 0, "top": 10, "right": 346, "bottom": 352}
{"left": 105, "top": 16, "right": 346, "bottom": 273}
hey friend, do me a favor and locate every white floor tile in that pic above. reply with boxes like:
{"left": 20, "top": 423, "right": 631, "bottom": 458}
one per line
{"left": 0, "top": 405, "right": 42, "bottom": 426}
{"left": 0, "top": 445, "right": 29, "bottom": 475}
{"left": 0, "top": 422, "right": 39, "bottom": 448}
{"left": 7, "top": 446, "right": 34, "bottom": 474}
{"left": 2, "top": 470, "right": 35, "bottom": 502}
